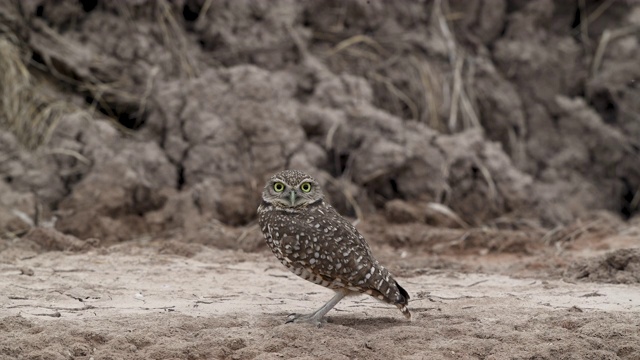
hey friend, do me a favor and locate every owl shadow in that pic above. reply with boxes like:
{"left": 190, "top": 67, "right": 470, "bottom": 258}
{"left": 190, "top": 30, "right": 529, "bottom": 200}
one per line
{"left": 327, "top": 314, "right": 410, "bottom": 330}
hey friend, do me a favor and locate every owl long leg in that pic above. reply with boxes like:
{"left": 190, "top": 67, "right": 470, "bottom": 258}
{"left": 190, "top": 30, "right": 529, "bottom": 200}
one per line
{"left": 286, "top": 290, "right": 346, "bottom": 326}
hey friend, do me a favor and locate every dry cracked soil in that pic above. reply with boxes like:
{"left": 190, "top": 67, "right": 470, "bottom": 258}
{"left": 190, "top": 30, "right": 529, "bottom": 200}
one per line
{"left": 1, "top": 237, "right": 640, "bottom": 359}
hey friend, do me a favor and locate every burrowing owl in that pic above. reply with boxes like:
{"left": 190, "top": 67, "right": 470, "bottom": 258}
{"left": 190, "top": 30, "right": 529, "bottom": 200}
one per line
{"left": 257, "top": 170, "right": 410, "bottom": 325}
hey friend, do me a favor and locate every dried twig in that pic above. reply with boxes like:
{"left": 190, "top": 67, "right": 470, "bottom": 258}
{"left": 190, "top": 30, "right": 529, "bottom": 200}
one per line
{"left": 325, "top": 118, "right": 343, "bottom": 150}
{"left": 578, "top": 0, "right": 591, "bottom": 46}
{"left": 466, "top": 279, "right": 488, "bottom": 287}
{"left": 630, "top": 188, "right": 640, "bottom": 212}
{"left": 448, "top": 55, "right": 463, "bottom": 130}
{"left": 194, "top": 0, "right": 214, "bottom": 24}
{"left": 591, "top": 25, "right": 640, "bottom": 77}
{"left": 433, "top": 0, "right": 479, "bottom": 132}
{"left": 286, "top": 23, "right": 309, "bottom": 59}
{"left": 476, "top": 162, "right": 497, "bottom": 202}
{"left": 321, "top": 175, "right": 363, "bottom": 222}
{"left": 573, "top": 0, "right": 615, "bottom": 40}
{"left": 369, "top": 72, "right": 419, "bottom": 121}
{"left": 426, "top": 203, "right": 470, "bottom": 229}
{"left": 44, "top": 148, "right": 92, "bottom": 166}
{"left": 157, "top": 0, "right": 198, "bottom": 79}
{"left": 236, "top": 224, "right": 259, "bottom": 246}
{"left": 328, "top": 34, "right": 390, "bottom": 58}
{"left": 410, "top": 57, "right": 440, "bottom": 128}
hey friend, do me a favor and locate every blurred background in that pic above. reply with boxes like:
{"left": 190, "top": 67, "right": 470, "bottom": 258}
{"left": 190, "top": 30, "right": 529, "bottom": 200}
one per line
{"left": 1, "top": 0, "right": 639, "bottom": 275}
{"left": 2, "top": 1, "right": 640, "bottom": 359}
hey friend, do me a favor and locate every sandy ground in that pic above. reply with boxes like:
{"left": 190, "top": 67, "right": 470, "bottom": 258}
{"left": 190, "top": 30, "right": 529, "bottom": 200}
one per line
{"left": 1, "top": 243, "right": 639, "bottom": 360}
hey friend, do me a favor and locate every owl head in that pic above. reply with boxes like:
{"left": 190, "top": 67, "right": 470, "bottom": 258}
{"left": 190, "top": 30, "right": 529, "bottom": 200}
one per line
{"left": 262, "top": 170, "right": 324, "bottom": 209}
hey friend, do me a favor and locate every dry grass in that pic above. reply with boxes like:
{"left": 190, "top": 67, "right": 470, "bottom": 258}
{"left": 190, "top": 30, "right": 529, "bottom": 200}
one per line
{"left": 426, "top": 202, "right": 470, "bottom": 229}
{"left": 410, "top": 56, "right": 442, "bottom": 130}
{"left": 0, "top": 39, "right": 65, "bottom": 150}
{"left": 574, "top": 0, "right": 616, "bottom": 46}
{"left": 319, "top": 0, "right": 480, "bottom": 133}
{"left": 591, "top": 24, "right": 640, "bottom": 77}
{"left": 328, "top": 34, "right": 390, "bottom": 59}
{"left": 368, "top": 72, "right": 419, "bottom": 121}
{"left": 433, "top": 0, "right": 479, "bottom": 132}
{"left": 541, "top": 217, "right": 621, "bottom": 254}
{"left": 157, "top": 0, "right": 199, "bottom": 79}
{"left": 321, "top": 174, "right": 364, "bottom": 223}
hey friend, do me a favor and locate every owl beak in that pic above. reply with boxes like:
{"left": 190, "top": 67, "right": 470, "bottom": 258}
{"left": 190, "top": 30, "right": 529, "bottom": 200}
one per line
{"left": 289, "top": 191, "right": 296, "bottom": 206}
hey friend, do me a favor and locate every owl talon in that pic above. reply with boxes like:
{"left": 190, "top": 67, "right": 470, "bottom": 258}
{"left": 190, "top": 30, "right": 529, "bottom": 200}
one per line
{"left": 285, "top": 313, "right": 325, "bottom": 327}
{"left": 285, "top": 313, "right": 298, "bottom": 323}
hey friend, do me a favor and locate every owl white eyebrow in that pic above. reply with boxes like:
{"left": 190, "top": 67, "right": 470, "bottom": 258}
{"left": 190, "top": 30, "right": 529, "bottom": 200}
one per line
{"left": 296, "top": 178, "right": 314, "bottom": 185}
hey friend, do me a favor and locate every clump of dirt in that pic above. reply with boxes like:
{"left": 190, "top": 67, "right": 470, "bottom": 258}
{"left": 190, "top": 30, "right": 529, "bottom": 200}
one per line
{"left": 565, "top": 248, "right": 640, "bottom": 284}
{"left": 0, "top": 180, "right": 36, "bottom": 237}
{"left": 23, "top": 227, "right": 98, "bottom": 252}
{"left": 364, "top": 217, "right": 544, "bottom": 256}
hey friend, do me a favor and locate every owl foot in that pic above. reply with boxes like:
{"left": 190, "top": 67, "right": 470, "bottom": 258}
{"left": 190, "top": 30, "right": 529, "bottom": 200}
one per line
{"left": 285, "top": 313, "right": 327, "bottom": 327}
{"left": 284, "top": 291, "right": 346, "bottom": 327}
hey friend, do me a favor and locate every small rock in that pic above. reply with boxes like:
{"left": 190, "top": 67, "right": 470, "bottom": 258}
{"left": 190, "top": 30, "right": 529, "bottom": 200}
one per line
{"left": 19, "top": 267, "right": 34, "bottom": 276}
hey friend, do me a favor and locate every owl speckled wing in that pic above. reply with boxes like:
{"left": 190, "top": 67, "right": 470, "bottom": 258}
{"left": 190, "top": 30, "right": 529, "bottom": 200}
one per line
{"left": 311, "top": 203, "right": 409, "bottom": 306}
{"left": 277, "top": 201, "right": 409, "bottom": 314}
{"left": 277, "top": 202, "right": 376, "bottom": 284}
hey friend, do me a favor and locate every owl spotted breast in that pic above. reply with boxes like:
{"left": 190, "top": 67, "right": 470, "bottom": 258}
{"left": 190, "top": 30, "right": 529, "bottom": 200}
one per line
{"left": 257, "top": 170, "right": 411, "bottom": 325}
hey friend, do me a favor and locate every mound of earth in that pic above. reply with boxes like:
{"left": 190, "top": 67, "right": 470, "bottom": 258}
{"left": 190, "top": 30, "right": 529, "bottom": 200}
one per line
{"left": 565, "top": 248, "right": 640, "bottom": 284}
{"left": 0, "top": 1, "right": 639, "bottom": 245}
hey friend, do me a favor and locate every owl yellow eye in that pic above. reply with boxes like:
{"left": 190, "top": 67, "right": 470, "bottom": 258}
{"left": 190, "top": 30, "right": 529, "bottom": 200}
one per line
{"left": 273, "top": 182, "right": 285, "bottom": 192}
{"left": 300, "top": 182, "right": 312, "bottom": 193}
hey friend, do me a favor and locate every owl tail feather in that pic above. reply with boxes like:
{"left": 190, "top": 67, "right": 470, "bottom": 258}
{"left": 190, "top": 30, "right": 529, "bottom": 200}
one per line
{"left": 397, "top": 303, "right": 412, "bottom": 320}
{"left": 395, "top": 281, "right": 411, "bottom": 320}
